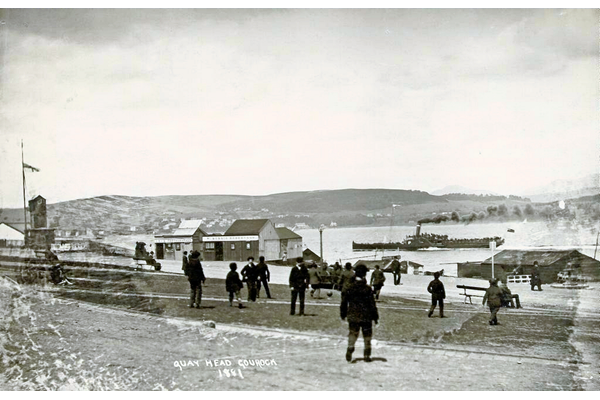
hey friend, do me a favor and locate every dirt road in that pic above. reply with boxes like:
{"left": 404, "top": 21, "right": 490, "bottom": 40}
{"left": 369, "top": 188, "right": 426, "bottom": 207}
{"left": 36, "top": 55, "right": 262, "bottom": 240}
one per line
{"left": 1, "top": 273, "right": 596, "bottom": 390}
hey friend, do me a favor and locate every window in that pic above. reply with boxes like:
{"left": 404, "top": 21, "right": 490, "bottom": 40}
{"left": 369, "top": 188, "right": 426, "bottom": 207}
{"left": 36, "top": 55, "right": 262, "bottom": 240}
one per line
{"left": 205, "top": 242, "right": 215, "bottom": 250}
{"left": 231, "top": 243, "right": 236, "bottom": 250}
{"left": 246, "top": 242, "right": 251, "bottom": 250}
{"left": 166, "top": 243, "right": 173, "bottom": 250}
{"left": 175, "top": 243, "right": 181, "bottom": 251}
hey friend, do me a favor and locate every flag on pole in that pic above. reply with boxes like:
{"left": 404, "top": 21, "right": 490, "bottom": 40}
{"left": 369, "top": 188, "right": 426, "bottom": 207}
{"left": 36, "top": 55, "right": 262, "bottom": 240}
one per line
{"left": 23, "top": 163, "right": 40, "bottom": 172}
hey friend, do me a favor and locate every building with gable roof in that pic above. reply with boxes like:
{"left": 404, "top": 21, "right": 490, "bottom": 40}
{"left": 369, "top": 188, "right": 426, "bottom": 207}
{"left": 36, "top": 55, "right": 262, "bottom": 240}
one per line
{"left": 154, "top": 219, "right": 207, "bottom": 260}
{"left": 275, "top": 227, "right": 303, "bottom": 261}
{"left": 202, "top": 219, "right": 281, "bottom": 261}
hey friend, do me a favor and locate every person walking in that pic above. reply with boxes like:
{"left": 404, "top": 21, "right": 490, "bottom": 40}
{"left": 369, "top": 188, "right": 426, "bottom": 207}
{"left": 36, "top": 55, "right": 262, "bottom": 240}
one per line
{"left": 340, "top": 264, "right": 379, "bottom": 363}
{"left": 332, "top": 262, "right": 342, "bottom": 290}
{"left": 241, "top": 257, "right": 259, "bottom": 302}
{"left": 308, "top": 261, "right": 322, "bottom": 298}
{"left": 483, "top": 278, "right": 503, "bottom": 325}
{"left": 391, "top": 256, "right": 402, "bottom": 285}
{"left": 185, "top": 250, "right": 205, "bottom": 309}
{"left": 370, "top": 265, "right": 386, "bottom": 300}
{"left": 530, "top": 262, "right": 543, "bottom": 291}
{"left": 289, "top": 257, "right": 310, "bottom": 316}
{"left": 256, "top": 256, "right": 272, "bottom": 299}
{"left": 181, "top": 251, "right": 188, "bottom": 272}
{"left": 427, "top": 271, "right": 446, "bottom": 317}
{"left": 226, "top": 262, "right": 244, "bottom": 308}
{"left": 339, "top": 262, "right": 355, "bottom": 292}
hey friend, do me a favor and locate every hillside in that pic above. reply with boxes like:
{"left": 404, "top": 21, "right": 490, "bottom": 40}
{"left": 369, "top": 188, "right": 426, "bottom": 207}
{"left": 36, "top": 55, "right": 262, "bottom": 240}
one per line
{"left": 1, "top": 189, "right": 596, "bottom": 234}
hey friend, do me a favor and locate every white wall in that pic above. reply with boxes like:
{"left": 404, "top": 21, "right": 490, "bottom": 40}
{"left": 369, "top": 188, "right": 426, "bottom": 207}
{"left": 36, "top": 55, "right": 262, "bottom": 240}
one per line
{"left": 0, "top": 224, "right": 24, "bottom": 241}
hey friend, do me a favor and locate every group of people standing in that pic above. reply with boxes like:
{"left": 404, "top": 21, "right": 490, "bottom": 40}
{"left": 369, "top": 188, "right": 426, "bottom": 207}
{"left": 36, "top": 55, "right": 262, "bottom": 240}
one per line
{"left": 288, "top": 257, "right": 379, "bottom": 362}
{"left": 182, "top": 252, "right": 272, "bottom": 309}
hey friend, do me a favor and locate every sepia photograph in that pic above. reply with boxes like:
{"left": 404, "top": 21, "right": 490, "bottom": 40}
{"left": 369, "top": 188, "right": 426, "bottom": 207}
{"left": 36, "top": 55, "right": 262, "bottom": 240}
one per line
{"left": 0, "top": 5, "right": 599, "bottom": 391}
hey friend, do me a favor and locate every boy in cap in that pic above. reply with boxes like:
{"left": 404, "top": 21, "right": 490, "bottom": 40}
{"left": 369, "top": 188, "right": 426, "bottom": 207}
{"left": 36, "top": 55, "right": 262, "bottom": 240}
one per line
{"left": 226, "top": 262, "right": 244, "bottom": 308}
{"left": 427, "top": 271, "right": 446, "bottom": 317}
{"left": 185, "top": 250, "right": 205, "bottom": 308}
{"left": 483, "top": 278, "right": 503, "bottom": 325}
{"left": 341, "top": 264, "right": 379, "bottom": 363}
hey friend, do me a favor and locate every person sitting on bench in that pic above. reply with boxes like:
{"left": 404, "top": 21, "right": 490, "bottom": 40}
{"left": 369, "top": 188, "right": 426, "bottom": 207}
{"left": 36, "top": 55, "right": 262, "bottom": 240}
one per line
{"left": 500, "top": 282, "right": 521, "bottom": 309}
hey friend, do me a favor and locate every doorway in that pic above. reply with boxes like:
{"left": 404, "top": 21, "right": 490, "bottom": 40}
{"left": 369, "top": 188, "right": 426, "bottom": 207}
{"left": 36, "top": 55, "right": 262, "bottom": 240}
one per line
{"left": 155, "top": 243, "right": 164, "bottom": 259}
{"left": 215, "top": 242, "right": 223, "bottom": 261}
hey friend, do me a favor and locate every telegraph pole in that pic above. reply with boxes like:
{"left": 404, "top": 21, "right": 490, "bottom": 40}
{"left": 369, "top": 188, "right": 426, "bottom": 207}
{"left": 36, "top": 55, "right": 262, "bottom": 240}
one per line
{"left": 21, "top": 140, "right": 28, "bottom": 238}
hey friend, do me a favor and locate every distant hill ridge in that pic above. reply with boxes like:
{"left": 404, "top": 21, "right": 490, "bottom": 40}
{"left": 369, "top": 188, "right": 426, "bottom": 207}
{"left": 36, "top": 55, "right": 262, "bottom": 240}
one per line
{"left": 1, "top": 188, "right": 589, "bottom": 233}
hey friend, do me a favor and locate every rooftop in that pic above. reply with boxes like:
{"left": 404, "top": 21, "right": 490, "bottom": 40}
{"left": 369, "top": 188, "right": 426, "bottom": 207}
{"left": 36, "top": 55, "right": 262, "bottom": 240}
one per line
{"left": 275, "top": 227, "right": 302, "bottom": 240}
{"left": 482, "top": 249, "right": 587, "bottom": 266}
{"left": 224, "top": 219, "right": 270, "bottom": 235}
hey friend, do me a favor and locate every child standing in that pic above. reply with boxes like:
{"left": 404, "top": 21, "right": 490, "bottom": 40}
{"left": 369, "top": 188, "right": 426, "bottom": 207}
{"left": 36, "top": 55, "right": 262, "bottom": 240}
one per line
{"left": 226, "top": 262, "right": 244, "bottom": 308}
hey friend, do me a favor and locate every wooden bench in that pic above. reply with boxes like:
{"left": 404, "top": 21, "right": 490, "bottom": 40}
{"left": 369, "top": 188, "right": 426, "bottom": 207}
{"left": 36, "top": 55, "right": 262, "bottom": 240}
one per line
{"left": 457, "top": 284, "right": 522, "bottom": 308}
{"left": 456, "top": 284, "right": 487, "bottom": 304}
{"left": 131, "top": 258, "right": 161, "bottom": 271}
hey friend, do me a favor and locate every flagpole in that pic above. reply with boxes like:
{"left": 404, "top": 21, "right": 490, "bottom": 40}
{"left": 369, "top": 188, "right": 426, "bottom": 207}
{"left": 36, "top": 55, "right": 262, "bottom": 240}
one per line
{"left": 21, "top": 140, "right": 28, "bottom": 239}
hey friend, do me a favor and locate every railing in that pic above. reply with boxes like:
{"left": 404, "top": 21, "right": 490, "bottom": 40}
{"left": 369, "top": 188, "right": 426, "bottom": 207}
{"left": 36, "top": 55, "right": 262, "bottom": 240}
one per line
{"left": 507, "top": 274, "right": 531, "bottom": 284}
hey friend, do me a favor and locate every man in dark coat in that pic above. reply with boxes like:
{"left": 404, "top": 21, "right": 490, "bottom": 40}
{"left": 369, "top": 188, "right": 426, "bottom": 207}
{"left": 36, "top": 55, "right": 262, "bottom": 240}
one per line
{"left": 483, "top": 278, "right": 503, "bottom": 325}
{"left": 341, "top": 264, "right": 378, "bottom": 362}
{"left": 289, "top": 257, "right": 310, "bottom": 316}
{"left": 256, "top": 256, "right": 272, "bottom": 299}
{"left": 338, "top": 262, "right": 355, "bottom": 292}
{"left": 391, "top": 256, "right": 402, "bottom": 285}
{"left": 226, "top": 262, "right": 244, "bottom": 308}
{"left": 427, "top": 271, "right": 446, "bottom": 318}
{"left": 185, "top": 250, "right": 205, "bottom": 309}
{"left": 530, "top": 262, "right": 543, "bottom": 291}
{"left": 241, "top": 257, "right": 259, "bottom": 302}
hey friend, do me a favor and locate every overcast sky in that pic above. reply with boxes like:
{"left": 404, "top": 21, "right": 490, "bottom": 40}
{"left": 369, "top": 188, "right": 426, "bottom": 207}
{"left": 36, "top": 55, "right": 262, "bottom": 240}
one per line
{"left": 0, "top": 8, "right": 598, "bottom": 208}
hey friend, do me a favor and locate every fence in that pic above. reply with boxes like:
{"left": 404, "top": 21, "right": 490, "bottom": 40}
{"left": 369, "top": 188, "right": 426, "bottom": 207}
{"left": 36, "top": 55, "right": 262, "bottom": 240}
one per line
{"left": 507, "top": 274, "right": 531, "bottom": 284}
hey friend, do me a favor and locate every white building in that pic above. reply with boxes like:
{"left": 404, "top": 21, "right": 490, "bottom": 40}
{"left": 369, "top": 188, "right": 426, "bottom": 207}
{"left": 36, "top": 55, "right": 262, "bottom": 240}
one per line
{"left": 0, "top": 222, "right": 25, "bottom": 247}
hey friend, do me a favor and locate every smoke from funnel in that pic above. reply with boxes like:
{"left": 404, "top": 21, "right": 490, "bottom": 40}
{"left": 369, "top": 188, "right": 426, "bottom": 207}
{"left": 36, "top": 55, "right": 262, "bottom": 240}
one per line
{"left": 418, "top": 215, "right": 451, "bottom": 224}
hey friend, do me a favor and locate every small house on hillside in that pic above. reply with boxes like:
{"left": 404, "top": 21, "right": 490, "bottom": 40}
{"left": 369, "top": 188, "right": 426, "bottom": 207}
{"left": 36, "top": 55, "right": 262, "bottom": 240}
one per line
{"left": 459, "top": 249, "right": 600, "bottom": 282}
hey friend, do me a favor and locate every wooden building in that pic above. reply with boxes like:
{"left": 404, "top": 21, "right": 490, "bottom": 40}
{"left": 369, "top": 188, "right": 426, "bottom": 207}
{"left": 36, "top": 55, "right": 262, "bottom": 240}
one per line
{"left": 154, "top": 220, "right": 206, "bottom": 261}
{"left": 275, "top": 227, "right": 303, "bottom": 261}
{"left": 202, "top": 219, "right": 281, "bottom": 261}
{"left": 459, "top": 249, "right": 600, "bottom": 282}
{"left": 0, "top": 222, "right": 25, "bottom": 247}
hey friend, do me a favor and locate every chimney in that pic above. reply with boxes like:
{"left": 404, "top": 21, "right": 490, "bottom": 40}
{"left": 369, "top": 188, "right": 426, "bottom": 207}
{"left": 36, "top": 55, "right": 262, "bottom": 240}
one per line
{"left": 415, "top": 224, "right": 421, "bottom": 237}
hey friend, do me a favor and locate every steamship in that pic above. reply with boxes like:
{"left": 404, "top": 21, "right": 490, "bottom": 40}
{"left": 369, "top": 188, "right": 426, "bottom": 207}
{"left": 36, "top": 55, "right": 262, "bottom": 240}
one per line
{"left": 352, "top": 224, "right": 505, "bottom": 251}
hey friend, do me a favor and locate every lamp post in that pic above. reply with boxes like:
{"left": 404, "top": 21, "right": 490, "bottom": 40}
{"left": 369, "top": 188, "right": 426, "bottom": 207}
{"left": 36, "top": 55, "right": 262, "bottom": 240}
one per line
{"left": 319, "top": 225, "right": 325, "bottom": 264}
{"left": 490, "top": 240, "right": 497, "bottom": 279}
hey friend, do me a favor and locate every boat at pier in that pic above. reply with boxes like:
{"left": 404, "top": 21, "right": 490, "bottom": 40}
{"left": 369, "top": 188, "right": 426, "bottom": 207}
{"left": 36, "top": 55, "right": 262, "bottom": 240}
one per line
{"left": 353, "top": 224, "right": 505, "bottom": 251}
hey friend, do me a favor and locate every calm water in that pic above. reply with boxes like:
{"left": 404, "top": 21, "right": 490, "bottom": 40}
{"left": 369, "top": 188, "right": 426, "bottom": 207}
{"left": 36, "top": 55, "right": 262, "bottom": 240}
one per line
{"left": 297, "top": 221, "right": 600, "bottom": 276}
